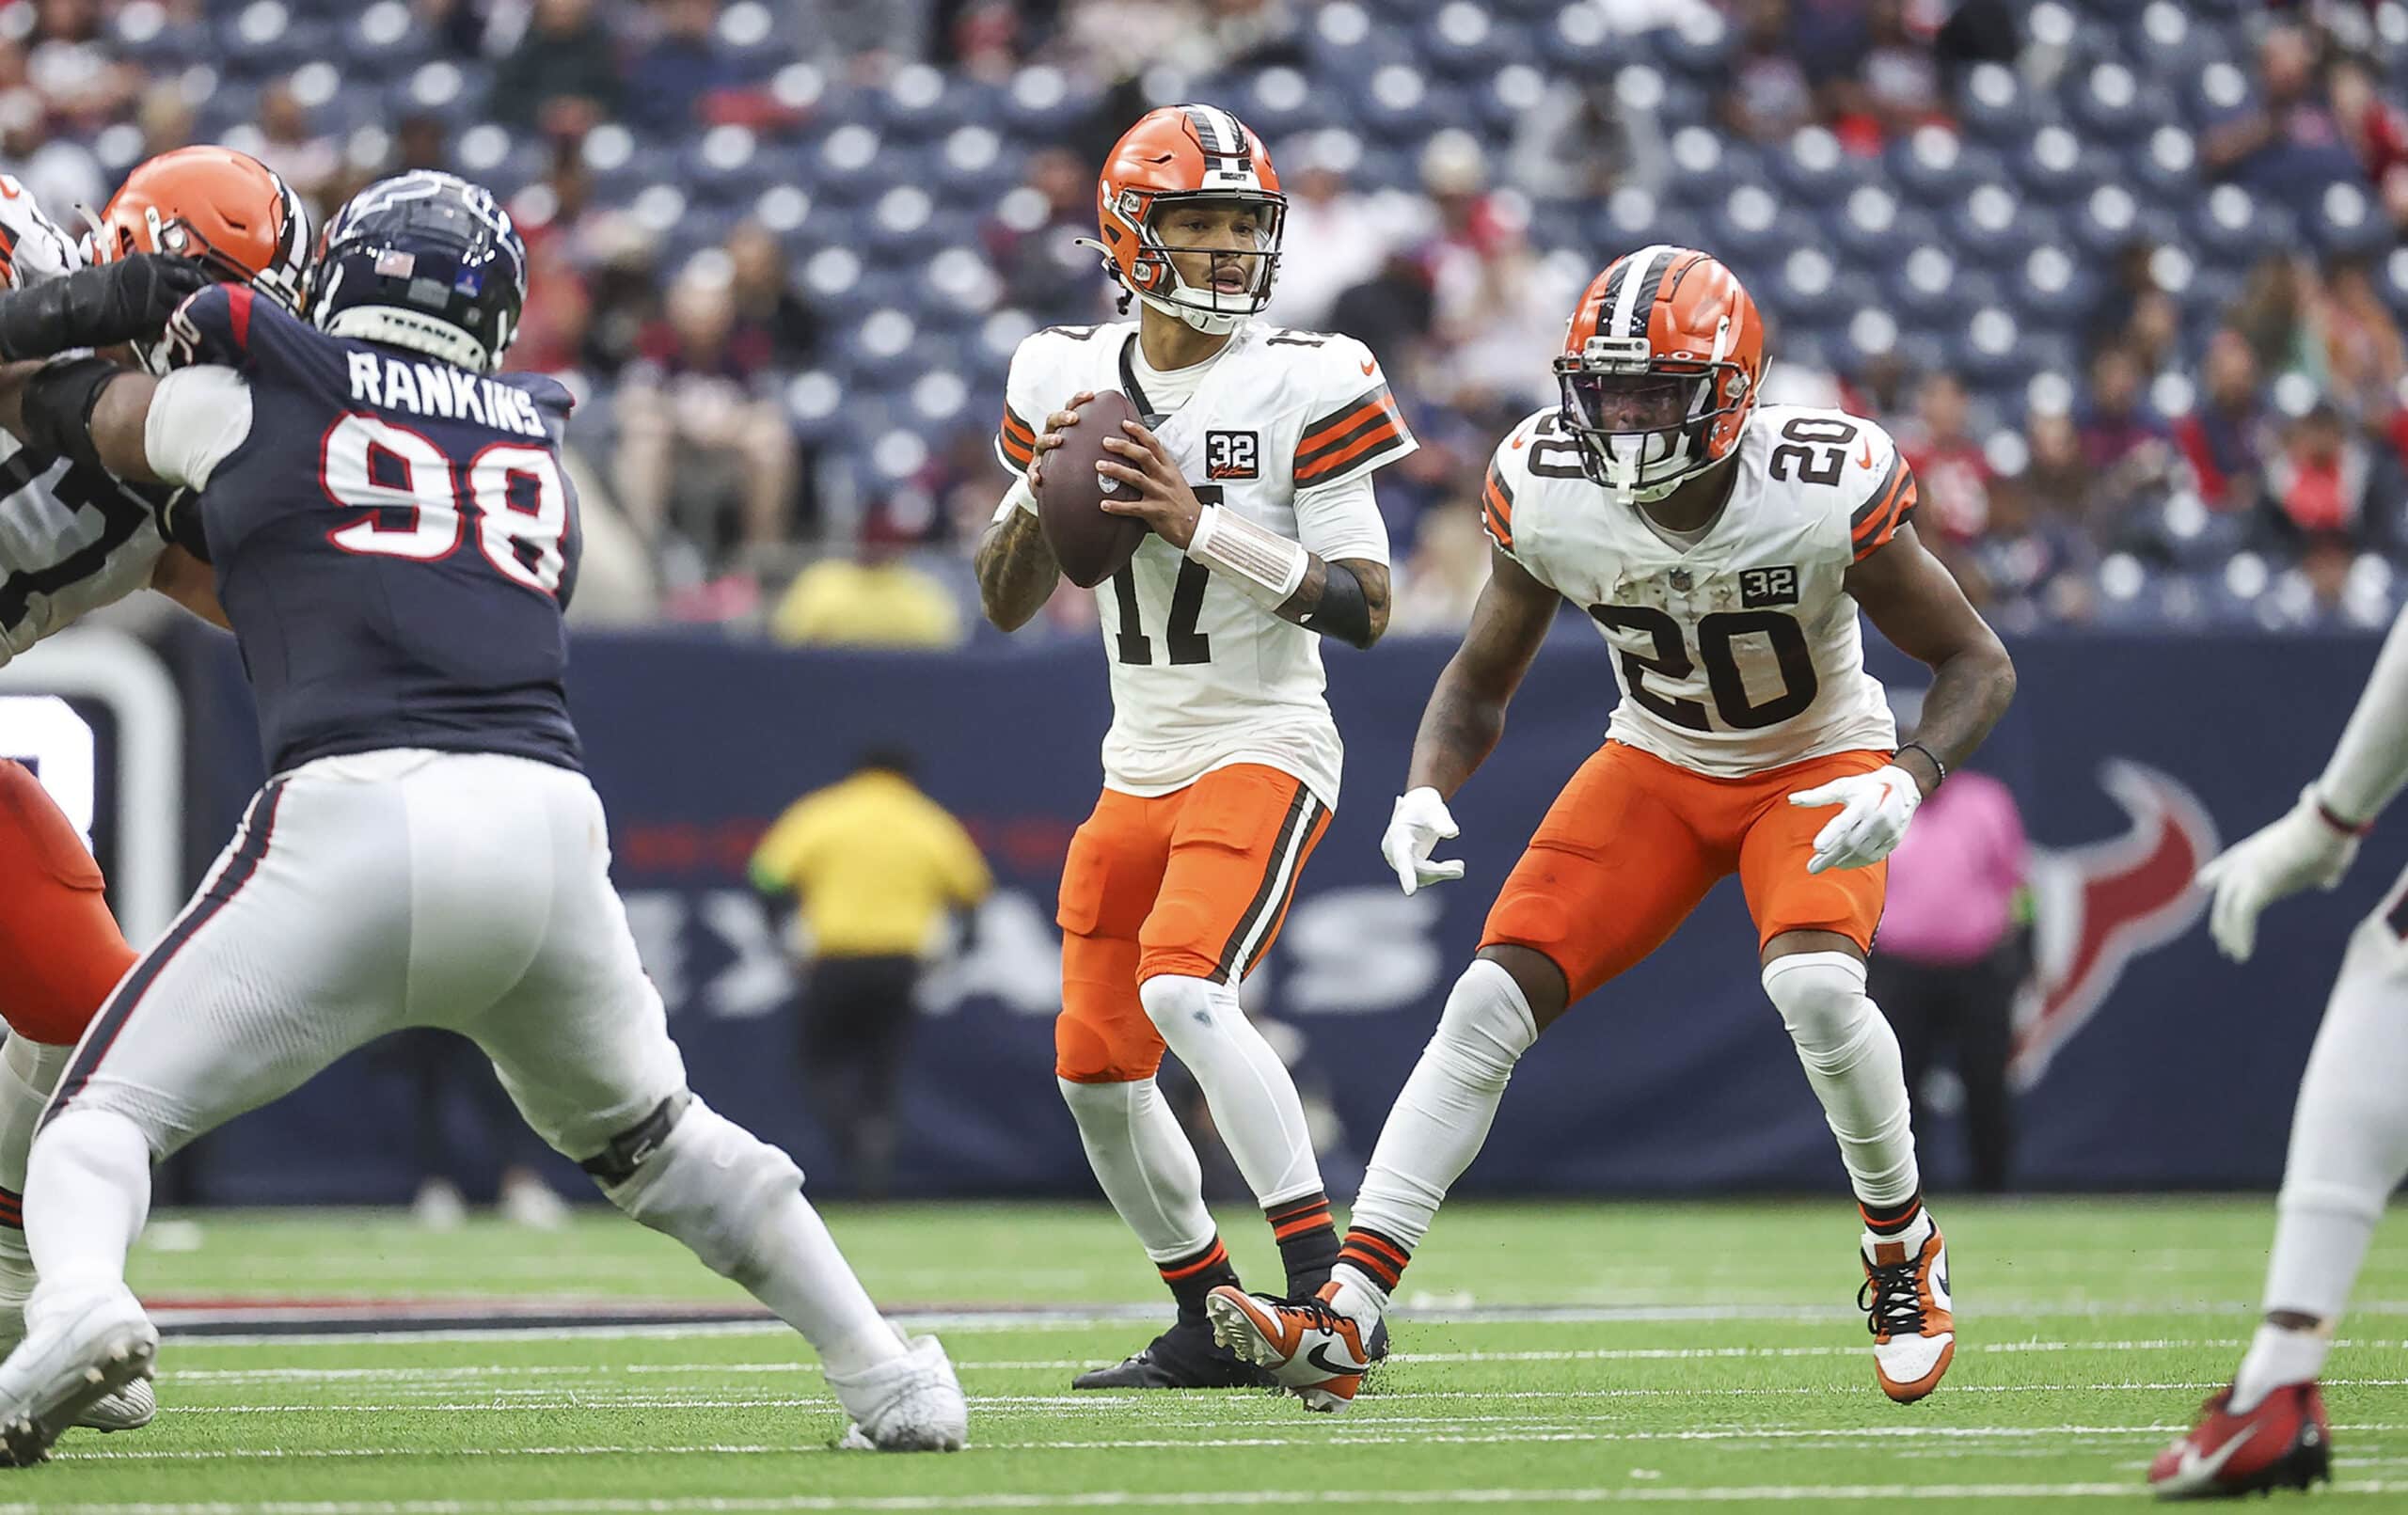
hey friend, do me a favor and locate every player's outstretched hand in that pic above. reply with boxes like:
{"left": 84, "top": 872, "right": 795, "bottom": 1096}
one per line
{"left": 1383, "top": 786, "right": 1465, "bottom": 895}
{"left": 1788, "top": 765, "right": 1923, "bottom": 875}
{"left": 0, "top": 252, "right": 211, "bottom": 362}
{"left": 2196, "top": 786, "right": 2360, "bottom": 963}
{"left": 0, "top": 176, "right": 81, "bottom": 290}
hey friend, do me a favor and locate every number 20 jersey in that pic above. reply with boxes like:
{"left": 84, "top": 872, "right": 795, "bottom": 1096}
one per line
{"left": 996, "top": 320, "right": 1411, "bottom": 806}
{"left": 168, "top": 285, "right": 583, "bottom": 774}
{"left": 1481, "top": 403, "right": 1913, "bottom": 779}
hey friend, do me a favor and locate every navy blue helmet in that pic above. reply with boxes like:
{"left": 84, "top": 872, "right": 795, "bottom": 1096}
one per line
{"left": 304, "top": 171, "right": 528, "bottom": 372}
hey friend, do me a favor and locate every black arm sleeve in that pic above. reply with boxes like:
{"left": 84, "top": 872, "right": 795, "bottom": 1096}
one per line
{"left": 1301, "top": 559, "right": 1375, "bottom": 649}
{"left": 0, "top": 255, "right": 211, "bottom": 361}
{"left": 18, "top": 356, "right": 119, "bottom": 475}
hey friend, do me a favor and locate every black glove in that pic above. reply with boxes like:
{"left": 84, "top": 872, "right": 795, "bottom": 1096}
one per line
{"left": 0, "top": 254, "right": 213, "bottom": 361}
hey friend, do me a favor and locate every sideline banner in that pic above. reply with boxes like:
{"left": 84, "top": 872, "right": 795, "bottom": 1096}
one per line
{"left": 169, "top": 623, "right": 2388, "bottom": 1202}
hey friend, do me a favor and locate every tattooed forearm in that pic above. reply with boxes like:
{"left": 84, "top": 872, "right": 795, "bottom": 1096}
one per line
{"left": 974, "top": 509, "right": 1061, "bottom": 632}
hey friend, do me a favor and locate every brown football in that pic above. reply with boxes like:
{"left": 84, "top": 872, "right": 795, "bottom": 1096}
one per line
{"left": 1036, "top": 388, "right": 1149, "bottom": 589}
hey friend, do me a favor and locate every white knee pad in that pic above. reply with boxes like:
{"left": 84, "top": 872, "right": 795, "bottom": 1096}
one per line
{"left": 1137, "top": 974, "right": 1215, "bottom": 1037}
{"left": 1432, "top": 959, "right": 1539, "bottom": 1084}
{"left": 1762, "top": 952, "right": 1874, "bottom": 1055}
{"left": 597, "top": 1094, "right": 804, "bottom": 1282}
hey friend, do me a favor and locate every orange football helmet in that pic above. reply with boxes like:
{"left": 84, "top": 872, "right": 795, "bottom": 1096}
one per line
{"left": 1555, "top": 245, "right": 1766, "bottom": 501}
{"left": 1085, "top": 104, "right": 1285, "bottom": 335}
{"left": 86, "top": 146, "right": 309, "bottom": 316}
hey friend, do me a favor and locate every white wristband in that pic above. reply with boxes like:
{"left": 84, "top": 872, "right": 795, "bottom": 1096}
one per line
{"left": 994, "top": 473, "right": 1038, "bottom": 523}
{"left": 1187, "top": 503, "right": 1309, "bottom": 605}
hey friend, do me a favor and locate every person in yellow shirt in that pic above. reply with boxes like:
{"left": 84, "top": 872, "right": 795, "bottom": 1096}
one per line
{"left": 751, "top": 749, "right": 992, "bottom": 1196}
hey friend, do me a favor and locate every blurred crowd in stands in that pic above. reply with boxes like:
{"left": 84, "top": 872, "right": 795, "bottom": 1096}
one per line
{"left": 6, "top": 0, "right": 2408, "bottom": 638}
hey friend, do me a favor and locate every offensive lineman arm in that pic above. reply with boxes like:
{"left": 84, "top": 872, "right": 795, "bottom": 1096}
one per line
{"left": 2196, "top": 604, "right": 2408, "bottom": 961}
{"left": 1782, "top": 522, "right": 2018, "bottom": 874}
{"left": 1381, "top": 544, "right": 1560, "bottom": 892}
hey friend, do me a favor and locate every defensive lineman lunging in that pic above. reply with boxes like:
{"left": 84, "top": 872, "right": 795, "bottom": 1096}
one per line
{"left": 1211, "top": 246, "right": 2018, "bottom": 1412}
{"left": 0, "top": 171, "right": 964, "bottom": 1462}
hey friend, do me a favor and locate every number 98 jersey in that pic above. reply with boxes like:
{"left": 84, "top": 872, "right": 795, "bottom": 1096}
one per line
{"left": 1482, "top": 403, "right": 1912, "bottom": 778}
{"left": 154, "top": 285, "right": 583, "bottom": 775}
{"left": 997, "top": 320, "right": 1408, "bottom": 807}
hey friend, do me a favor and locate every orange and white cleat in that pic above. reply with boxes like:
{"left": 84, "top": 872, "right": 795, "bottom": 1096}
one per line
{"left": 1205, "top": 1282, "right": 1371, "bottom": 1413}
{"left": 2147, "top": 1381, "right": 2330, "bottom": 1500}
{"left": 1860, "top": 1216, "right": 1954, "bottom": 1403}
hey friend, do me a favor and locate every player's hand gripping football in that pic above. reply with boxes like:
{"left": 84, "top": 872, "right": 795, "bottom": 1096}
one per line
{"left": 1021, "top": 389, "right": 1097, "bottom": 498}
{"left": 0, "top": 176, "right": 80, "bottom": 289}
{"left": 1383, "top": 786, "right": 1465, "bottom": 895}
{"left": 1096, "top": 418, "right": 1205, "bottom": 549}
{"left": 2196, "top": 786, "right": 2360, "bottom": 963}
{"left": 1788, "top": 765, "right": 1923, "bottom": 875}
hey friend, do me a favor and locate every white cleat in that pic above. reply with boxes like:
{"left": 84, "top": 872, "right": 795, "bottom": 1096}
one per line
{"left": 830, "top": 1334, "right": 967, "bottom": 1452}
{"left": 1206, "top": 1283, "right": 1371, "bottom": 1413}
{"left": 0, "top": 1293, "right": 155, "bottom": 1434}
{"left": 0, "top": 1285, "right": 158, "bottom": 1465}
{"left": 1861, "top": 1216, "right": 1955, "bottom": 1403}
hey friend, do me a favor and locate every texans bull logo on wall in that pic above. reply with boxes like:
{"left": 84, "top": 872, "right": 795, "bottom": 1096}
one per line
{"left": 2009, "top": 761, "right": 2219, "bottom": 1089}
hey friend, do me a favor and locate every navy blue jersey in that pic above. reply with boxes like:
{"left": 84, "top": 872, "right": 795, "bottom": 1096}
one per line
{"left": 173, "top": 285, "right": 583, "bottom": 773}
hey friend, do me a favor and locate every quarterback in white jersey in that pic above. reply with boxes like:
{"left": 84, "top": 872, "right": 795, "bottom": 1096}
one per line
{"left": 1211, "top": 246, "right": 2018, "bottom": 1414}
{"left": 974, "top": 104, "right": 1409, "bottom": 1392}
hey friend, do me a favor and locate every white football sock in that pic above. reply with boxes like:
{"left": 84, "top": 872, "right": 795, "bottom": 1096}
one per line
{"left": 746, "top": 1191, "right": 906, "bottom": 1378}
{"left": 0, "top": 1037, "right": 71, "bottom": 1287}
{"left": 1137, "top": 974, "right": 1323, "bottom": 1207}
{"left": 1056, "top": 1075, "right": 1216, "bottom": 1262}
{"left": 24, "top": 1108, "right": 150, "bottom": 1296}
{"left": 1762, "top": 953, "right": 1920, "bottom": 1207}
{"left": 2256, "top": 929, "right": 2408, "bottom": 1335}
{"left": 1348, "top": 959, "right": 1536, "bottom": 1252}
{"left": 2232, "top": 1321, "right": 2334, "bottom": 1412}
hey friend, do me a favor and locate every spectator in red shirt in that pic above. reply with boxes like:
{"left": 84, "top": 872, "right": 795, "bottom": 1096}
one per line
{"left": 2330, "top": 55, "right": 2408, "bottom": 232}
{"left": 1898, "top": 371, "right": 1992, "bottom": 544}
{"left": 2175, "top": 329, "right": 2274, "bottom": 513}
{"left": 2266, "top": 401, "right": 2371, "bottom": 542}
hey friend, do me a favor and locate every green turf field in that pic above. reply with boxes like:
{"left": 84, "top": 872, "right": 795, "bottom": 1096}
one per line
{"left": 6, "top": 1198, "right": 2401, "bottom": 1511}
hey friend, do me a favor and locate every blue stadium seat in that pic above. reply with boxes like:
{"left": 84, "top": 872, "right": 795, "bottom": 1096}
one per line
{"left": 1955, "top": 63, "right": 2037, "bottom": 146}
{"left": 2305, "top": 179, "right": 2393, "bottom": 260}
{"left": 2007, "top": 244, "right": 2104, "bottom": 332}
{"left": 681, "top": 127, "right": 780, "bottom": 208}
{"left": 2380, "top": 246, "right": 2408, "bottom": 322}
{"left": 113, "top": 5, "right": 206, "bottom": 68}
{"left": 1248, "top": 66, "right": 1339, "bottom": 140}
{"left": 997, "top": 66, "right": 1097, "bottom": 141}
{"left": 1823, "top": 187, "right": 1940, "bottom": 272}
{"left": 1767, "top": 126, "right": 1873, "bottom": 205}
{"left": 876, "top": 65, "right": 973, "bottom": 142}
{"left": 1418, "top": 4, "right": 1516, "bottom": 79}
{"left": 2129, "top": 124, "right": 2202, "bottom": 206}
{"left": 814, "top": 124, "right": 891, "bottom": 205}
{"left": 1306, "top": 1, "right": 1415, "bottom": 82}
{"left": 1945, "top": 185, "right": 2062, "bottom": 271}
{"left": 2065, "top": 61, "right": 2172, "bottom": 145}
{"left": 1538, "top": 0, "right": 1616, "bottom": 72}
{"left": 2188, "top": 182, "right": 2297, "bottom": 271}
{"left": 340, "top": 4, "right": 435, "bottom": 75}
{"left": 1704, "top": 186, "right": 1805, "bottom": 272}
{"left": 2068, "top": 183, "right": 2179, "bottom": 260}
{"left": 1886, "top": 245, "right": 1994, "bottom": 329}
{"left": 2006, "top": 124, "right": 2103, "bottom": 203}
{"left": 1661, "top": 128, "right": 1760, "bottom": 210}
{"left": 932, "top": 126, "right": 1006, "bottom": 199}
{"left": 1765, "top": 248, "right": 1866, "bottom": 334}
{"left": 1652, "top": 7, "right": 1735, "bottom": 79}
{"left": 1887, "top": 129, "right": 1996, "bottom": 208}
{"left": 712, "top": 0, "right": 794, "bottom": 84}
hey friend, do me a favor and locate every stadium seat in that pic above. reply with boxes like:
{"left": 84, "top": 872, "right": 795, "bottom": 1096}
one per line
{"left": 997, "top": 65, "right": 1096, "bottom": 141}
{"left": 1955, "top": 62, "right": 2038, "bottom": 146}
{"left": 932, "top": 126, "right": 1006, "bottom": 198}
{"left": 1768, "top": 126, "right": 1873, "bottom": 205}
{"left": 1824, "top": 186, "right": 1941, "bottom": 272}
{"left": 875, "top": 64, "right": 972, "bottom": 142}
{"left": 815, "top": 124, "right": 891, "bottom": 205}
{"left": 2007, "top": 244, "right": 2103, "bottom": 332}
{"left": 1887, "top": 128, "right": 1998, "bottom": 208}
{"left": 2188, "top": 182, "right": 2296, "bottom": 271}
{"left": 712, "top": 0, "right": 790, "bottom": 83}
{"left": 2065, "top": 62, "right": 2171, "bottom": 145}
{"left": 2306, "top": 179, "right": 2393, "bottom": 260}
{"left": 1418, "top": 3, "right": 1515, "bottom": 79}
{"left": 1652, "top": 6, "right": 1735, "bottom": 79}
{"left": 1539, "top": 0, "right": 1616, "bottom": 71}
{"left": 2006, "top": 125, "right": 2105, "bottom": 203}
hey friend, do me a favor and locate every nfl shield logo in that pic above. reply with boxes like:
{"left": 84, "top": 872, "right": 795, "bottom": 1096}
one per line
{"left": 375, "top": 249, "right": 417, "bottom": 277}
{"left": 1669, "top": 568, "right": 1693, "bottom": 592}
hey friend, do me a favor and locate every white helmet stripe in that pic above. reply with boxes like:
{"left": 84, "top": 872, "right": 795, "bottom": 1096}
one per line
{"left": 1609, "top": 243, "right": 1671, "bottom": 347}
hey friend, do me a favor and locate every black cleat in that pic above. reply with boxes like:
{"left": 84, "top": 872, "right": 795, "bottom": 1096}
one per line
{"left": 1070, "top": 1320, "right": 1275, "bottom": 1390}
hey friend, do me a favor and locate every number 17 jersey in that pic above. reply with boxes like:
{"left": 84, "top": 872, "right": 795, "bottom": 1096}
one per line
{"left": 997, "top": 320, "right": 1410, "bottom": 807}
{"left": 1482, "top": 403, "right": 1912, "bottom": 779}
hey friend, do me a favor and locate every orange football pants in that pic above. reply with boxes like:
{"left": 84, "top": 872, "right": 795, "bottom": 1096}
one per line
{"left": 1055, "top": 764, "right": 1331, "bottom": 1083}
{"left": 1482, "top": 742, "right": 1890, "bottom": 1005}
{"left": 0, "top": 759, "right": 135, "bottom": 1046}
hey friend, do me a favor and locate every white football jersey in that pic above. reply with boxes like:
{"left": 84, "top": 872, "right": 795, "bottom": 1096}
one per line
{"left": 0, "top": 430, "right": 170, "bottom": 671}
{"left": 1483, "top": 402, "right": 1912, "bottom": 778}
{"left": 996, "top": 320, "right": 1411, "bottom": 806}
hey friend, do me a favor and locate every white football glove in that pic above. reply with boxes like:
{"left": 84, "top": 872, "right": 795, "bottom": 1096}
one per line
{"left": 1382, "top": 786, "right": 1465, "bottom": 895}
{"left": 1788, "top": 765, "right": 1924, "bottom": 875}
{"left": 0, "top": 177, "right": 81, "bottom": 290}
{"left": 2196, "top": 786, "right": 2361, "bottom": 963}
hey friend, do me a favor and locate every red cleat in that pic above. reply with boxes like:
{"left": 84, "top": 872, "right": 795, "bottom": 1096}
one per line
{"left": 2148, "top": 1381, "right": 2331, "bottom": 1500}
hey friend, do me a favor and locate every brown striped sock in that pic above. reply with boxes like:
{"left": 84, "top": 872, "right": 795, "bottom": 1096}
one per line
{"left": 1265, "top": 1191, "right": 1338, "bottom": 1298}
{"left": 1337, "top": 1224, "right": 1412, "bottom": 1295}
{"left": 1157, "top": 1235, "right": 1239, "bottom": 1327}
